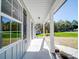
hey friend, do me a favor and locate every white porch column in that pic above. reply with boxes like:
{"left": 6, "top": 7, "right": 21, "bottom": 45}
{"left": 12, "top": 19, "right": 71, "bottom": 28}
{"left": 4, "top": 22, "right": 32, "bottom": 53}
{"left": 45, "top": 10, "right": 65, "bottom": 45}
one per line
{"left": 27, "top": 15, "right": 31, "bottom": 41}
{"left": 43, "top": 23, "right": 45, "bottom": 37}
{"left": 50, "top": 15, "right": 55, "bottom": 53}
{"left": 33, "top": 23, "right": 36, "bottom": 38}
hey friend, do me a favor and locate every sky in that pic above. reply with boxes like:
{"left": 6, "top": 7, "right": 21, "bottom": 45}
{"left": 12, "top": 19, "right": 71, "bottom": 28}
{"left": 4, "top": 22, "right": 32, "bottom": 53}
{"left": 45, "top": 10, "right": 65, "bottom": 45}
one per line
{"left": 54, "top": 0, "right": 78, "bottom": 22}
{"left": 2, "top": 17, "right": 10, "bottom": 23}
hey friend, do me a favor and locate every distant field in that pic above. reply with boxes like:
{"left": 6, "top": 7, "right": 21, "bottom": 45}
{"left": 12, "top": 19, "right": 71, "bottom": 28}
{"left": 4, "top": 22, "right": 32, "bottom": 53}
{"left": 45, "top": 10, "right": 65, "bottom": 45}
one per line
{"left": 36, "top": 32, "right": 78, "bottom": 38}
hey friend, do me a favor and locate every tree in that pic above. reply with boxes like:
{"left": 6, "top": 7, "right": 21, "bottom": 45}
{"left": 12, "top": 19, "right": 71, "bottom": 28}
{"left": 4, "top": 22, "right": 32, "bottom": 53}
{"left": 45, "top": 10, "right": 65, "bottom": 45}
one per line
{"left": 35, "top": 24, "right": 43, "bottom": 34}
{"left": 71, "top": 20, "right": 78, "bottom": 30}
{"left": 35, "top": 20, "right": 78, "bottom": 33}
{"left": 45, "top": 22, "right": 50, "bottom": 33}
{"left": 54, "top": 22, "right": 58, "bottom": 32}
{"left": 57, "top": 20, "right": 66, "bottom": 32}
{"left": 54, "top": 20, "right": 76, "bottom": 32}
{"left": 64, "top": 20, "right": 72, "bottom": 31}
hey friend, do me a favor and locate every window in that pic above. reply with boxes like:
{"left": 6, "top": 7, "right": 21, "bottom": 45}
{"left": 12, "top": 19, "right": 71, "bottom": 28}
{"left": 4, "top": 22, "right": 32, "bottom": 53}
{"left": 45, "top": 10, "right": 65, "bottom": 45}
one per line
{"left": 11, "top": 21, "right": 18, "bottom": 43}
{"left": 23, "top": 9, "right": 27, "bottom": 39}
{"left": 0, "top": 16, "right": 22, "bottom": 48}
{"left": 13, "top": 0, "right": 18, "bottom": 9}
{"left": 0, "top": 17, "right": 2, "bottom": 48}
{"left": 7, "top": 0, "right": 12, "bottom": 4}
{"left": 13, "top": 7, "right": 18, "bottom": 20}
{"left": 13, "top": 0, "right": 19, "bottom": 20}
{"left": 17, "top": 23, "right": 21, "bottom": 39}
{"left": 1, "top": 0, "right": 23, "bottom": 21}
{"left": 1, "top": 16, "right": 10, "bottom": 47}
{"left": 1, "top": 0, "right": 23, "bottom": 48}
{"left": 18, "top": 5, "right": 22, "bottom": 21}
{"left": 31, "top": 22, "right": 33, "bottom": 39}
{"left": 1, "top": 0, "right": 12, "bottom": 16}
{"left": 11, "top": 21, "right": 21, "bottom": 43}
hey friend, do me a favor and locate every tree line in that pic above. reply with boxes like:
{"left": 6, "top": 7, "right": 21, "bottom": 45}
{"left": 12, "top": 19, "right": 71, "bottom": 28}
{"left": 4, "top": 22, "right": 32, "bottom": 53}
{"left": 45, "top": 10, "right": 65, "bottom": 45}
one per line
{"left": 54, "top": 20, "right": 78, "bottom": 32}
{"left": 1, "top": 20, "right": 20, "bottom": 31}
{"left": 35, "top": 20, "right": 78, "bottom": 33}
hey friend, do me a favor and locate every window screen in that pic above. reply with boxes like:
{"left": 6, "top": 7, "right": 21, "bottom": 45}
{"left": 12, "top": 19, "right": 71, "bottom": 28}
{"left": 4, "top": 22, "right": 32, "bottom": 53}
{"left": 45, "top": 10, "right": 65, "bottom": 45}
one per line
{"left": 31, "top": 23, "right": 33, "bottom": 39}
{"left": 7, "top": 0, "right": 12, "bottom": 4}
{"left": 23, "top": 9, "right": 27, "bottom": 39}
{"left": 1, "top": 0, "right": 12, "bottom": 16}
{"left": 13, "top": 7, "right": 18, "bottom": 20}
{"left": 13, "top": 0, "right": 18, "bottom": 9}
{"left": 1, "top": 0, "right": 23, "bottom": 21}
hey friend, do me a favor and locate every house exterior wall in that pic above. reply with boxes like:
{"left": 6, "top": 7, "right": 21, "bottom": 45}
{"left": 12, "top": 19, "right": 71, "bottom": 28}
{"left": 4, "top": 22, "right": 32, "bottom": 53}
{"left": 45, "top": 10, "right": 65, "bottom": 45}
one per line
{"left": 0, "top": 0, "right": 33, "bottom": 59}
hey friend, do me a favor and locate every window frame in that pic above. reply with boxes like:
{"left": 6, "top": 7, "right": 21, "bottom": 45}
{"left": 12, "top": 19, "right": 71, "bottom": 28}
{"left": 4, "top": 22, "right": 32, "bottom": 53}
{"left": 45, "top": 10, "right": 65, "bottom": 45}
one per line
{"left": 0, "top": 16, "right": 22, "bottom": 48}
{"left": 0, "top": 0, "right": 23, "bottom": 48}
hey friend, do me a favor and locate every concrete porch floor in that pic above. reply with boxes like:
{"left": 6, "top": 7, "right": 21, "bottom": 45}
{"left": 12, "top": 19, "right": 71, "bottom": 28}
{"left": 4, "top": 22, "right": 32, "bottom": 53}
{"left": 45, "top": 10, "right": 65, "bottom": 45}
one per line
{"left": 23, "top": 38, "right": 55, "bottom": 59}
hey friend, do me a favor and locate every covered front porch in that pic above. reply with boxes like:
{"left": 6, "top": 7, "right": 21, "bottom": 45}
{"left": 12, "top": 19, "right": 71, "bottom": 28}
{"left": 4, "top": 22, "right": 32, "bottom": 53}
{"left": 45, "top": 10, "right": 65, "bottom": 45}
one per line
{"left": 23, "top": 38, "right": 56, "bottom": 59}
{"left": 0, "top": 0, "right": 67, "bottom": 59}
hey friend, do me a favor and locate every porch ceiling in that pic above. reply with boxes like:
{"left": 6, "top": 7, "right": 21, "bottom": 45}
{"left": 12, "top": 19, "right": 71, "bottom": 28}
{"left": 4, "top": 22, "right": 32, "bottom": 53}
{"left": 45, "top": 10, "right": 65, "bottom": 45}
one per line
{"left": 23, "top": 0, "right": 66, "bottom": 24}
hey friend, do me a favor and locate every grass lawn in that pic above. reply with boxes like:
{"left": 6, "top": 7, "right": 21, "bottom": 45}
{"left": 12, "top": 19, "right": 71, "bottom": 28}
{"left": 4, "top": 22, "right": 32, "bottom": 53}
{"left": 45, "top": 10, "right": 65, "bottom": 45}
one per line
{"left": 36, "top": 32, "right": 78, "bottom": 38}
{"left": 36, "top": 32, "right": 78, "bottom": 49}
{"left": 36, "top": 34, "right": 44, "bottom": 38}
{"left": 54, "top": 32, "right": 78, "bottom": 37}
{"left": 2, "top": 31, "right": 21, "bottom": 38}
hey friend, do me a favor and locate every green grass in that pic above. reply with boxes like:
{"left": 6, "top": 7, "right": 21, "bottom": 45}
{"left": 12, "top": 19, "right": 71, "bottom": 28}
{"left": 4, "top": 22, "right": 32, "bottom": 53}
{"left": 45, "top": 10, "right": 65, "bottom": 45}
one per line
{"left": 37, "top": 32, "right": 78, "bottom": 49}
{"left": 54, "top": 32, "right": 78, "bottom": 37}
{"left": 36, "top": 32, "right": 78, "bottom": 38}
{"left": 36, "top": 34, "right": 44, "bottom": 38}
{"left": 1, "top": 31, "right": 21, "bottom": 47}
{"left": 2, "top": 31, "right": 21, "bottom": 38}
